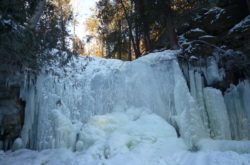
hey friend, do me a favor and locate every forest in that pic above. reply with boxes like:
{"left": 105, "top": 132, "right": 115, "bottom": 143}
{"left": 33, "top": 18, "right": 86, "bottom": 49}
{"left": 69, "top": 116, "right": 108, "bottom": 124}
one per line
{"left": 1, "top": 0, "right": 249, "bottom": 63}
{"left": 0, "top": 0, "right": 250, "bottom": 165}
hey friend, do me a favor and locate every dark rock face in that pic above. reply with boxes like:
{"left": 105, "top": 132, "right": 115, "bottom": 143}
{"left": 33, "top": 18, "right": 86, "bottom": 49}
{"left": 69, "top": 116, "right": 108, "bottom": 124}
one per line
{"left": 0, "top": 45, "right": 25, "bottom": 150}
{"left": 0, "top": 18, "right": 41, "bottom": 150}
{"left": 182, "top": 41, "right": 215, "bottom": 58}
{"left": 178, "top": 3, "right": 250, "bottom": 91}
{"left": 0, "top": 63, "right": 25, "bottom": 150}
{"left": 0, "top": 87, "right": 25, "bottom": 150}
{"left": 195, "top": 5, "right": 247, "bottom": 35}
{"left": 225, "top": 15, "right": 250, "bottom": 56}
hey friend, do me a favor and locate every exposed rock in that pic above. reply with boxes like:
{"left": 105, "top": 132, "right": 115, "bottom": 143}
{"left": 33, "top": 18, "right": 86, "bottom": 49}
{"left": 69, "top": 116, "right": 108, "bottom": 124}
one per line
{"left": 182, "top": 41, "right": 216, "bottom": 58}
{"left": 0, "top": 86, "right": 25, "bottom": 150}
{"left": 177, "top": 22, "right": 191, "bottom": 35}
{"left": 179, "top": 6, "right": 250, "bottom": 91}
{"left": 218, "top": 0, "right": 250, "bottom": 13}
{"left": 195, "top": 6, "right": 247, "bottom": 34}
{"left": 220, "top": 50, "right": 250, "bottom": 83}
{"left": 0, "top": 62, "right": 26, "bottom": 150}
{"left": 225, "top": 15, "right": 250, "bottom": 56}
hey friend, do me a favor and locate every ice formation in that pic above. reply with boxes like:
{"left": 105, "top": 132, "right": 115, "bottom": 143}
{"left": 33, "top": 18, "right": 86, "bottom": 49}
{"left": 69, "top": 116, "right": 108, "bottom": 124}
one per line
{"left": 203, "top": 87, "right": 231, "bottom": 140}
{"left": 1, "top": 111, "right": 250, "bottom": 165}
{"left": 224, "top": 80, "right": 250, "bottom": 140}
{"left": 1, "top": 50, "right": 250, "bottom": 164}
{"left": 18, "top": 50, "right": 209, "bottom": 150}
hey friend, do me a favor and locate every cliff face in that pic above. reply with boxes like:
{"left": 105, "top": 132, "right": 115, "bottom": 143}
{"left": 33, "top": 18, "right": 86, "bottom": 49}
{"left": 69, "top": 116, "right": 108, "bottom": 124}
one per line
{"left": 0, "top": 17, "right": 41, "bottom": 150}
{"left": 0, "top": 16, "right": 73, "bottom": 150}
{"left": 175, "top": 4, "right": 250, "bottom": 141}
{"left": 0, "top": 64, "right": 25, "bottom": 150}
{"left": 177, "top": 4, "right": 250, "bottom": 91}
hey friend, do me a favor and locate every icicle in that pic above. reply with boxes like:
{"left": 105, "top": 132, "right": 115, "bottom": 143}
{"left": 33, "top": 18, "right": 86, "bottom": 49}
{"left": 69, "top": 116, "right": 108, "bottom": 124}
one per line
{"left": 204, "top": 87, "right": 231, "bottom": 140}
{"left": 224, "top": 80, "right": 250, "bottom": 140}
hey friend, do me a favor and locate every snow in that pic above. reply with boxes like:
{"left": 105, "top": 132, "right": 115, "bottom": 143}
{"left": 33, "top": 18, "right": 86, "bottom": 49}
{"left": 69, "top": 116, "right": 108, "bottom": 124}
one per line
{"left": 137, "top": 50, "right": 179, "bottom": 63}
{"left": 189, "top": 28, "right": 205, "bottom": 33}
{"left": 203, "top": 7, "right": 225, "bottom": 24}
{"left": 1, "top": 18, "right": 24, "bottom": 30}
{"left": 205, "top": 7, "right": 224, "bottom": 16}
{"left": 77, "top": 110, "right": 187, "bottom": 158}
{"left": 198, "top": 139, "right": 250, "bottom": 153}
{"left": 189, "top": 56, "right": 198, "bottom": 61}
{"left": 199, "top": 35, "right": 215, "bottom": 38}
{"left": 1, "top": 111, "right": 250, "bottom": 165}
{"left": 1, "top": 149, "right": 250, "bottom": 165}
{"left": 229, "top": 15, "right": 250, "bottom": 33}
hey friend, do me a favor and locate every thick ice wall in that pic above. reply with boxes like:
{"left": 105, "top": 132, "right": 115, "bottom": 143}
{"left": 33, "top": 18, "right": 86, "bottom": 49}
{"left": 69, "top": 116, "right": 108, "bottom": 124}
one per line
{"left": 204, "top": 56, "right": 223, "bottom": 85}
{"left": 20, "top": 50, "right": 209, "bottom": 150}
{"left": 204, "top": 87, "right": 231, "bottom": 139}
{"left": 185, "top": 66, "right": 233, "bottom": 140}
{"left": 224, "top": 80, "right": 250, "bottom": 140}
{"left": 171, "top": 61, "right": 209, "bottom": 147}
{"left": 181, "top": 57, "right": 249, "bottom": 141}
{"left": 188, "top": 70, "right": 209, "bottom": 130}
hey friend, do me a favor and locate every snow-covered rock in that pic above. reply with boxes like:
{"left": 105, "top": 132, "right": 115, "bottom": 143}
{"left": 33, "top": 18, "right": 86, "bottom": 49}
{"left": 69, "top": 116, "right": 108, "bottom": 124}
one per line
{"left": 184, "top": 28, "right": 207, "bottom": 40}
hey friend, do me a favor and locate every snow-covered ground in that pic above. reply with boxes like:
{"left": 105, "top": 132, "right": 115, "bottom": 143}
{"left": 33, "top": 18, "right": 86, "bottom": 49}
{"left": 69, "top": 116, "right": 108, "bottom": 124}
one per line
{"left": 1, "top": 50, "right": 250, "bottom": 165}
{"left": 1, "top": 110, "right": 250, "bottom": 165}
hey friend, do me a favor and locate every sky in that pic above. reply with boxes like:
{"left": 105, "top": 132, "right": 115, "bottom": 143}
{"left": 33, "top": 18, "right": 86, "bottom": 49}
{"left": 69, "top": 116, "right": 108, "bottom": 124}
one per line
{"left": 70, "top": 0, "right": 98, "bottom": 39}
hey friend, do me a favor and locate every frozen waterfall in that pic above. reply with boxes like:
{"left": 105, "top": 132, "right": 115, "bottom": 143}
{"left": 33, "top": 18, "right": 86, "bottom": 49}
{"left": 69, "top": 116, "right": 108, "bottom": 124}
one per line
{"left": 0, "top": 50, "right": 250, "bottom": 165}
{"left": 17, "top": 50, "right": 250, "bottom": 152}
{"left": 19, "top": 50, "right": 207, "bottom": 150}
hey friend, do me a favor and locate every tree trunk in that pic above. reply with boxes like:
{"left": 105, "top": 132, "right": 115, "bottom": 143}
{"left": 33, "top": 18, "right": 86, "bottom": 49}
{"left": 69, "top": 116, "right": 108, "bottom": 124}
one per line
{"left": 131, "top": 28, "right": 141, "bottom": 58}
{"left": 28, "top": 0, "right": 46, "bottom": 29}
{"left": 73, "top": 19, "right": 77, "bottom": 53}
{"left": 163, "top": 1, "right": 180, "bottom": 50}
{"left": 247, "top": 0, "right": 250, "bottom": 13}
{"left": 60, "top": 6, "right": 66, "bottom": 50}
{"left": 134, "top": 23, "right": 141, "bottom": 58}
{"left": 102, "top": 37, "right": 105, "bottom": 58}
{"left": 143, "top": 27, "right": 151, "bottom": 52}
{"left": 166, "top": 13, "right": 180, "bottom": 50}
{"left": 117, "top": 20, "right": 122, "bottom": 59}
{"left": 135, "top": 0, "right": 151, "bottom": 52}
{"left": 119, "top": 0, "right": 141, "bottom": 58}
{"left": 128, "top": 36, "right": 132, "bottom": 61}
